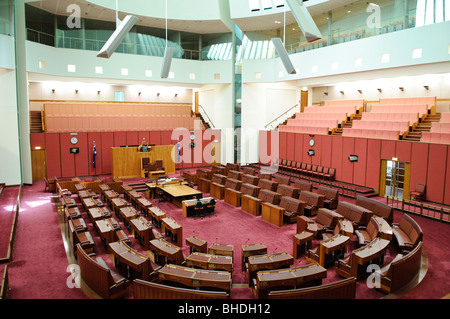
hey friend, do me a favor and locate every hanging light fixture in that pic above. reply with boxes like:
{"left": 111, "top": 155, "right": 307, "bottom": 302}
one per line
{"left": 161, "top": 0, "right": 174, "bottom": 78}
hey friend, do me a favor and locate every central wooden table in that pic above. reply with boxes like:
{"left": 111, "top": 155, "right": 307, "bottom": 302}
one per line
{"left": 182, "top": 197, "right": 214, "bottom": 218}
{"left": 156, "top": 182, "right": 203, "bottom": 207}
{"left": 185, "top": 252, "right": 233, "bottom": 272}
{"left": 156, "top": 264, "right": 232, "bottom": 293}
{"left": 108, "top": 241, "right": 152, "bottom": 281}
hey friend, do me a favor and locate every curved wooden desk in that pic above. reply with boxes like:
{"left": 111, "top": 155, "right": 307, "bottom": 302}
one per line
{"left": 185, "top": 252, "right": 233, "bottom": 272}
{"left": 109, "top": 241, "right": 151, "bottom": 281}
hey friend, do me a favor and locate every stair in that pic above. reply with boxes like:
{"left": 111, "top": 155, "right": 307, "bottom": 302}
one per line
{"left": 127, "top": 182, "right": 149, "bottom": 193}
{"left": 195, "top": 112, "right": 210, "bottom": 130}
{"left": 30, "top": 111, "right": 44, "bottom": 133}
{"left": 333, "top": 114, "right": 362, "bottom": 136}
{"left": 404, "top": 113, "right": 441, "bottom": 142}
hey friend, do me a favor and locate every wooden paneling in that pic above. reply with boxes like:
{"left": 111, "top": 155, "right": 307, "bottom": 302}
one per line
{"left": 366, "top": 139, "right": 381, "bottom": 190}
{"left": 409, "top": 143, "right": 429, "bottom": 197}
{"left": 286, "top": 133, "right": 295, "bottom": 161}
{"left": 321, "top": 135, "right": 333, "bottom": 168}
{"left": 111, "top": 146, "right": 175, "bottom": 179}
{"left": 31, "top": 149, "right": 46, "bottom": 181}
{"left": 426, "top": 144, "right": 447, "bottom": 203}
{"left": 353, "top": 138, "right": 367, "bottom": 187}
{"left": 381, "top": 140, "right": 396, "bottom": 160}
{"left": 331, "top": 136, "right": 343, "bottom": 181}
{"left": 279, "top": 132, "right": 287, "bottom": 160}
{"left": 45, "top": 133, "right": 61, "bottom": 178}
{"left": 341, "top": 137, "right": 355, "bottom": 184}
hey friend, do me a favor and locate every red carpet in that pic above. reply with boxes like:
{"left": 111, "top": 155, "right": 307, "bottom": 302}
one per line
{"left": 2, "top": 174, "right": 450, "bottom": 299}
{"left": 0, "top": 186, "right": 20, "bottom": 260}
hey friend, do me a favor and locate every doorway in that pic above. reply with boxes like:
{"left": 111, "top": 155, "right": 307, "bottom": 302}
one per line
{"left": 31, "top": 149, "right": 47, "bottom": 181}
{"left": 379, "top": 159, "right": 410, "bottom": 200}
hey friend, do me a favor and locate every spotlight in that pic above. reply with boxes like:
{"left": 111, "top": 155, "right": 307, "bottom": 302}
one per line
{"left": 75, "top": 90, "right": 79, "bottom": 94}
{"left": 357, "top": 90, "right": 362, "bottom": 94}
{"left": 97, "top": 91, "right": 101, "bottom": 94}
{"left": 52, "top": 89, "right": 55, "bottom": 93}
{"left": 424, "top": 85, "right": 429, "bottom": 90}
{"left": 174, "top": 93, "right": 178, "bottom": 97}
{"left": 377, "top": 88, "right": 382, "bottom": 92}
{"left": 324, "top": 92, "right": 328, "bottom": 96}
{"left": 340, "top": 91, "right": 344, "bottom": 95}
{"left": 399, "top": 87, "right": 404, "bottom": 91}
{"left": 157, "top": 92, "right": 160, "bottom": 96}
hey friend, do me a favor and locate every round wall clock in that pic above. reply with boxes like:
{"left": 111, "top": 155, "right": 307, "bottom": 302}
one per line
{"left": 309, "top": 139, "right": 315, "bottom": 147}
{"left": 71, "top": 137, "right": 78, "bottom": 145}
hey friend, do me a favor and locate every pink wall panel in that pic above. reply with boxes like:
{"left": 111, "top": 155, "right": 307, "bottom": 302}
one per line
{"left": 310, "top": 135, "right": 322, "bottom": 166}
{"left": 138, "top": 131, "right": 150, "bottom": 146}
{"left": 396, "top": 141, "right": 412, "bottom": 163}
{"left": 150, "top": 131, "right": 161, "bottom": 145}
{"left": 60, "top": 133, "right": 76, "bottom": 178}
{"left": 381, "top": 140, "right": 396, "bottom": 160}
{"left": 321, "top": 135, "right": 333, "bottom": 168}
{"left": 126, "top": 131, "right": 139, "bottom": 146}
{"left": 341, "top": 137, "right": 355, "bottom": 184}
{"left": 366, "top": 139, "right": 381, "bottom": 190}
{"left": 101, "top": 132, "right": 114, "bottom": 175}
{"left": 74, "top": 133, "right": 89, "bottom": 177}
{"left": 88, "top": 133, "right": 102, "bottom": 176}
{"left": 409, "top": 143, "right": 429, "bottom": 196}
{"left": 30, "top": 133, "right": 46, "bottom": 150}
{"left": 279, "top": 132, "right": 287, "bottom": 160}
{"left": 161, "top": 131, "right": 172, "bottom": 145}
{"left": 303, "top": 135, "right": 313, "bottom": 165}
{"left": 331, "top": 136, "right": 343, "bottom": 181}
{"left": 113, "top": 132, "right": 126, "bottom": 147}
{"left": 294, "top": 133, "right": 303, "bottom": 163}
{"left": 353, "top": 138, "right": 367, "bottom": 187}
{"left": 286, "top": 133, "right": 295, "bottom": 161}
{"left": 426, "top": 144, "right": 447, "bottom": 203}
{"left": 45, "top": 133, "right": 61, "bottom": 178}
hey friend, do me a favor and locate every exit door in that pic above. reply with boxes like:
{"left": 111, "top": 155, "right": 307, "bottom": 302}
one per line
{"left": 31, "top": 149, "right": 47, "bottom": 181}
{"left": 379, "top": 160, "right": 410, "bottom": 200}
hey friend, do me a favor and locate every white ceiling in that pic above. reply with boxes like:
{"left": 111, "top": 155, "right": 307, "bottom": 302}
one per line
{"left": 26, "top": 0, "right": 366, "bottom": 34}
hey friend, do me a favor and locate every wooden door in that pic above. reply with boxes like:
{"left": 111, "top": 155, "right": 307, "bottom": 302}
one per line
{"left": 300, "top": 90, "right": 308, "bottom": 113}
{"left": 31, "top": 149, "right": 47, "bottom": 181}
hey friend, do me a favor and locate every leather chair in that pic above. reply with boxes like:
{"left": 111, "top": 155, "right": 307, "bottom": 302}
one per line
{"left": 409, "top": 183, "right": 426, "bottom": 201}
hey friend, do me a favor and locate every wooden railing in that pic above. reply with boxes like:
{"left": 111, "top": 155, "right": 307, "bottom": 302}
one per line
{"left": 198, "top": 104, "right": 215, "bottom": 129}
{"left": 0, "top": 185, "right": 22, "bottom": 264}
{"left": 265, "top": 104, "right": 299, "bottom": 129}
{"left": 386, "top": 196, "right": 450, "bottom": 223}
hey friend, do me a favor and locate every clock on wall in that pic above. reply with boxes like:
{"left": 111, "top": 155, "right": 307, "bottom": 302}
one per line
{"left": 309, "top": 138, "right": 315, "bottom": 147}
{"left": 70, "top": 137, "right": 78, "bottom": 145}
{"left": 190, "top": 134, "right": 195, "bottom": 140}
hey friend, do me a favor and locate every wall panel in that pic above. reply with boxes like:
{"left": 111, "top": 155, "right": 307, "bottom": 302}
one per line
{"left": 286, "top": 133, "right": 295, "bottom": 161}
{"left": 426, "top": 143, "right": 447, "bottom": 203}
{"left": 101, "top": 132, "right": 114, "bottom": 175}
{"left": 126, "top": 131, "right": 139, "bottom": 146}
{"left": 409, "top": 143, "right": 429, "bottom": 197}
{"left": 353, "top": 138, "right": 367, "bottom": 187}
{"left": 30, "top": 133, "right": 46, "bottom": 150}
{"left": 161, "top": 131, "right": 172, "bottom": 146}
{"left": 396, "top": 141, "right": 412, "bottom": 163}
{"left": 45, "top": 133, "right": 61, "bottom": 178}
{"left": 321, "top": 135, "right": 333, "bottom": 168}
{"left": 138, "top": 131, "right": 150, "bottom": 146}
{"left": 74, "top": 133, "right": 89, "bottom": 176}
{"left": 381, "top": 140, "right": 396, "bottom": 160}
{"left": 114, "top": 132, "right": 126, "bottom": 147}
{"left": 341, "top": 137, "right": 355, "bottom": 184}
{"left": 294, "top": 133, "right": 303, "bottom": 163}
{"left": 444, "top": 145, "right": 450, "bottom": 205}
{"left": 88, "top": 133, "right": 102, "bottom": 176}
{"left": 279, "top": 132, "right": 287, "bottom": 160}
{"left": 150, "top": 131, "right": 161, "bottom": 145}
{"left": 366, "top": 139, "right": 381, "bottom": 189}
{"left": 60, "top": 133, "right": 76, "bottom": 178}
{"left": 331, "top": 136, "right": 343, "bottom": 181}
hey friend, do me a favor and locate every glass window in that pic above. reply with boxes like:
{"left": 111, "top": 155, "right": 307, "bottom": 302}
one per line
{"left": 249, "top": 0, "right": 260, "bottom": 11}
{"left": 115, "top": 91, "right": 125, "bottom": 102}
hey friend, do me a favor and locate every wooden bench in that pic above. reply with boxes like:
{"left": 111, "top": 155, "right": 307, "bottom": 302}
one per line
{"left": 298, "top": 191, "right": 325, "bottom": 216}
{"left": 227, "top": 170, "right": 243, "bottom": 181}
{"left": 268, "top": 277, "right": 357, "bottom": 299}
{"left": 355, "top": 217, "right": 381, "bottom": 246}
{"left": 76, "top": 244, "right": 130, "bottom": 299}
{"left": 241, "top": 189, "right": 281, "bottom": 216}
{"left": 223, "top": 178, "right": 243, "bottom": 207}
{"left": 261, "top": 196, "right": 306, "bottom": 226}
{"left": 377, "top": 241, "right": 423, "bottom": 294}
{"left": 293, "top": 180, "right": 313, "bottom": 192}
{"left": 355, "top": 195, "right": 394, "bottom": 225}
{"left": 275, "top": 184, "right": 299, "bottom": 199}
{"left": 392, "top": 214, "right": 423, "bottom": 252}
{"left": 336, "top": 201, "right": 373, "bottom": 227}
{"left": 274, "top": 175, "right": 291, "bottom": 186}
{"left": 257, "top": 179, "right": 279, "bottom": 192}
{"left": 312, "top": 208, "right": 342, "bottom": 238}
{"left": 317, "top": 186, "right": 339, "bottom": 209}
{"left": 133, "top": 279, "right": 229, "bottom": 299}
{"left": 209, "top": 174, "right": 227, "bottom": 199}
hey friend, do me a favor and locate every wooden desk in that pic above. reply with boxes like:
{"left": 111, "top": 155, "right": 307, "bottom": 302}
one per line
{"left": 111, "top": 197, "right": 128, "bottom": 216}
{"left": 373, "top": 217, "right": 393, "bottom": 240}
{"left": 148, "top": 207, "right": 166, "bottom": 228}
{"left": 161, "top": 217, "right": 183, "bottom": 247}
{"left": 340, "top": 219, "right": 354, "bottom": 238}
{"left": 119, "top": 206, "right": 138, "bottom": 228}
{"left": 185, "top": 252, "right": 233, "bottom": 272}
{"left": 109, "top": 241, "right": 151, "bottom": 281}
{"left": 82, "top": 196, "right": 103, "bottom": 210}
{"left": 122, "top": 184, "right": 133, "bottom": 201}
{"left": 136, "top": 197, "right": 152, "bottom": 217}
{"left": 87, "top": 206, "right": 112, "bottom": 222}
{"left": 353, "top": 238, "right": 390, "bottom": 268}
{"left": 74, "top": 183, "right": 86, "bottom": 193}
{"left": 247, "top": 252, "right": 294, "bottom": 286}
{"left": 130, "top": 217, "right": 154, "bottom": 250}
{"left": 208, "top": 243, "right": 234, "bottom": 258}
{"left": 149, "top": 237, "right": 183, "bottom": 265}
{"left": 103, "top": 190, "right": 119, "bottom": 209}
{"left": 242, "top": 243, "right": 268, "bottom": 271}
{"left": 254, "top": 263, "right": 327, "bottom": 299}
{"left": 156, "top": 264, "right": 232, "bottom": 293}
{"left": 94, "top": 219, "right": 116, "bottom": 245}
{"left": 186, "top": 236, "right": 207, "bottom": 254}
{"left": 128, "top": 190, "right": 143, "bottom": 208}
{"left": 78, "top": 189, "right": 97, "bottom": 200}
{"left": 293, "top": 231, "right": 315, "bottom": 258}
{"left": 182, "top": 197, "right": 214, "bottom": 218}
{"left": 318, "top": 234, "right": 350, "bottom": 267}
{"left": 241, "top": 195, "right": 261, "bottom": 216}
{"left": 261, "top": 202, "right": 284, "bottom": 227}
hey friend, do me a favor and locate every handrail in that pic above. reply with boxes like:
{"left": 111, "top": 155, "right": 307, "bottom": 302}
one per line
{"left": 198, "top": 104, "right": 215, "bottom": 129}
{"left": 265, "top": 104, "right": 299, "bottom": 128}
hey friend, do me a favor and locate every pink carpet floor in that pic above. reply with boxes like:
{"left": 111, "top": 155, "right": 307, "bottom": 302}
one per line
{"left": 2, "top": 174, "right": 450, "bottom": 300}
